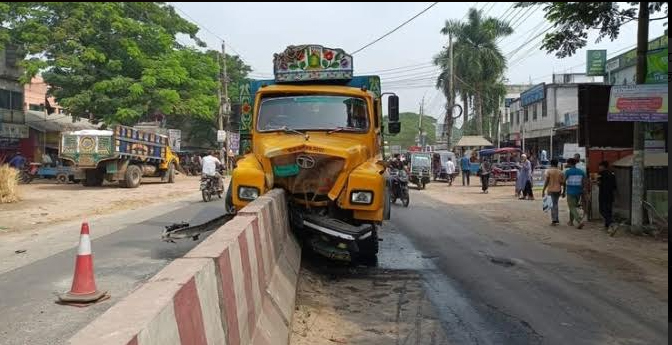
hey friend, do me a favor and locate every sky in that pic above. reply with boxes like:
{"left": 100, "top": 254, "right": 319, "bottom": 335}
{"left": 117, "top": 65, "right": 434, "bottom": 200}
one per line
{"left": 173, "top": 2, "right": 668, "bottom": 122}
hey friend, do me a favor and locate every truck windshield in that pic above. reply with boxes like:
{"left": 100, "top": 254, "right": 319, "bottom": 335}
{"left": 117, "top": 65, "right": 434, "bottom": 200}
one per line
{"left": 257, "top": 95, "right": 369, "bottom": 132}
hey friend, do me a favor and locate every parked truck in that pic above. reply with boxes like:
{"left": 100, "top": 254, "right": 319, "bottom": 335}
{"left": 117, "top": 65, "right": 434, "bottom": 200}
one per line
{"left": 59, "top": 126, "right": 178, "bottom": 188}
{"left": 225, "top": 45, "right": 401, "bottom": 262}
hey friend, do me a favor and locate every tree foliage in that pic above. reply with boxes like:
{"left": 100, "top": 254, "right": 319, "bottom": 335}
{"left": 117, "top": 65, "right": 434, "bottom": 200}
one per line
{"left": 0, "top": 2, "right": 250, "bottom": 126}
{"left": 434, "top": 8, "right": 512, "bottom": 138}
{"left": 384, "top": 112, "right": 437, "bottom": 150}
{"left": 516, "top": 2, "right": 668, "bottom": 58}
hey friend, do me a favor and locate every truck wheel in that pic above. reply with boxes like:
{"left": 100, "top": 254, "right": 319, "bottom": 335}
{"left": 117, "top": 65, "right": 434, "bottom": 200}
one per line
{"left": 357, "top": 229, "right": 379, "bottom": 266}
{"left": 56, "top": 173, "right": 68, "bottom": 184}
{"left": 123, "top": 165, "right": 142, "bottom": 188}
{"left": 224, "top": 180, "right": 236, "bottom": 214}
{"left": 167, "top": 162, "right": 176, "bottom": 183}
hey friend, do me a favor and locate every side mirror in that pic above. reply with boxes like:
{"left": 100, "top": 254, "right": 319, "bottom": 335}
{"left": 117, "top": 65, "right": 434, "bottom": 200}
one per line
{"left": 388, "top": 122, "right": 401, "bottom": 134}
{"left": 388, "top": 95, "right": 399, "bottom": 122}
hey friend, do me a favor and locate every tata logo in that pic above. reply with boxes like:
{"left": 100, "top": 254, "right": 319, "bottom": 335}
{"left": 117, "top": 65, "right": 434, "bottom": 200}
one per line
{"left": 296, "top": 155, "right": 315, "bottom": 169}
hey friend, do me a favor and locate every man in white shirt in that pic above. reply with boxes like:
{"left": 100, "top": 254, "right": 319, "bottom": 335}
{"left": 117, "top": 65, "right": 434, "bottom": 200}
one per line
{"left": 201, "top": 151, "right": 223, "bottom": 191}
{"left": 445, "top": 157, "right": 456, "bottom": 186}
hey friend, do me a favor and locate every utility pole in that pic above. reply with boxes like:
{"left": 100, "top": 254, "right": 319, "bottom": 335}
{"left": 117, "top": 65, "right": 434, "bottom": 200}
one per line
{"left": 219, "top": 42, "right": 230, "bottom": 171}
{"left": 631, "top": 1, "right": 649, "bottom": 230}
{"left": 418, "top": 94, "right": 425, "bottom": 148}
{"left": 446, "top": 32, "right": 455, "bottom": 148}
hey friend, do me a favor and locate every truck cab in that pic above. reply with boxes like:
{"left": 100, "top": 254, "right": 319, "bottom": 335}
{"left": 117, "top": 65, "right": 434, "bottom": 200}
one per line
{"left": 229, "top": 45, "right": 400, "bottom": 261}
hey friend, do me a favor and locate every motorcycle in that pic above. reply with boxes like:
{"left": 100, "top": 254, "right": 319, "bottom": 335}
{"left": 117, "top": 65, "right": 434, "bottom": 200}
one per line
{"left": 389, "top": 168, "right": 410, "bottom": 207}
{"left": 200, "top": 172, "right": 223, "bottom": 202}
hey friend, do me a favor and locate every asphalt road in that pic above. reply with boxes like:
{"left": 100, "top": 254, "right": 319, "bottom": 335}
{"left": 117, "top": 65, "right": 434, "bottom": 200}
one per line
{"left": 0, "top": 196, "right": 225, "bottom": 345}
{"left": 384, "top": 191, "right": 668, "bottom": 345}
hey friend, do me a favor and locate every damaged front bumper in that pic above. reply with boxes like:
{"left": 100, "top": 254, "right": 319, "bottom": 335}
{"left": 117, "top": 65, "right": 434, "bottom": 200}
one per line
{"left": 292, "top": 209, "right": 375, "bottom": 261}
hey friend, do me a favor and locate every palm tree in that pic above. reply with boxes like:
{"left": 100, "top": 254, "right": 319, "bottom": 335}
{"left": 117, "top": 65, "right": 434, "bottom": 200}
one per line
{"left": 435, "top": 8, "right": 513, "bottom": 137}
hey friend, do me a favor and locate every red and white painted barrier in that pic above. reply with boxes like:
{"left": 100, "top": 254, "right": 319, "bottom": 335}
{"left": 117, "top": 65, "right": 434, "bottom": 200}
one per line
{"left": 69, "top": 189, "right": 300, "bottom": 345}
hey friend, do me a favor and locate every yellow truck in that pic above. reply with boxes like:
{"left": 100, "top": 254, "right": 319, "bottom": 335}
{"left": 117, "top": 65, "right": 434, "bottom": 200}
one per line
{"left": 60, "top": 126, "right": 179, "bottom": 187}
{"left": 227, "top": 45, "right": 401, "bottom": 262}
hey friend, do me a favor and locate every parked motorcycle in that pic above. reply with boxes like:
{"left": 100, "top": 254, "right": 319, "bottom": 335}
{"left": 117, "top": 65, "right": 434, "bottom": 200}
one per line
{"left": 389, "top": 168, "right": 410, "bottom": 207}
{"left": 200, "top": 174, "right": 222, "bottom": 202}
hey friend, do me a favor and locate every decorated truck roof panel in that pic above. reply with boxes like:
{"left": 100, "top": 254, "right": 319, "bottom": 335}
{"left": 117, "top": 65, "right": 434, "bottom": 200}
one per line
{"left": 273, "top": 45, "right": 353, "bottom": 82}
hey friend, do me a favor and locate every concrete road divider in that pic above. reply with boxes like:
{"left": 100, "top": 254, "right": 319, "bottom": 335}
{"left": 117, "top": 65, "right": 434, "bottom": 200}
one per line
{"left": 69, "top": 189, "right": 301, "bottom": 345}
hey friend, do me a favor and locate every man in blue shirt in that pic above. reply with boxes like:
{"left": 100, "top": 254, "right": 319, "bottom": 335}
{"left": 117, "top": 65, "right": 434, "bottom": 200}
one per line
{"left": 460, "top": 154, "right": 471, "bottom": 186}
{"left": 562, "top": 158, "right": 586, "bottom": 229}
{"left": 8, "top": 152, "right": 26, "bottom": 170}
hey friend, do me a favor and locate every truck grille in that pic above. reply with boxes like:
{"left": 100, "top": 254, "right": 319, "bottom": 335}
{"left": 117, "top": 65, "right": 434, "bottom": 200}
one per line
{"left": 271, "top": 154, "right": 344, "bottom": 197}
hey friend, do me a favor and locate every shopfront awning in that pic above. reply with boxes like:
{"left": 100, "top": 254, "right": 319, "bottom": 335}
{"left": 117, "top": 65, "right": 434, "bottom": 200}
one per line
{"left": 24, "top": 111, "right": 99, "bottom": 133}
{"left": 454, "top": 136, "right": 493, "bottom": 147}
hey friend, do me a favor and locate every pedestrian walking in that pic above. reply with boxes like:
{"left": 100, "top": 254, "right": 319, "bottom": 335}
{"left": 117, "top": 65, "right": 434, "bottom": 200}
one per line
{"left": 597, "top": 160, "right": 617, "bottom": 229}
{"left": 479, "top": 158, "right": 491, "bottom": 194}
{"left": 562, "top": 158, "right": 586, "bottom": 229}
{"left": 542, "top": 159, "right": 564, "bottom": 226}
{"left": 445, "top": 157, "right": 456, "bottom": 186}
{"left": 519, "top": 154, "right": 534, "bottom": 200}
{"left": 460, "top": 154, "right": 470, "bottom": 186}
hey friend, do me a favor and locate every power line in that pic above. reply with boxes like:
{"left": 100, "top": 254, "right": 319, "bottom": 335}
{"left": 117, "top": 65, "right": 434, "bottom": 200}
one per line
{"left": 496, "top": 3, "right": 515, "bottom": 22}
{"left": 482, "top": 2, "right": 496, "bottom": 16}
{"left": 505, "top": 25, "right": 553, "bottom": 57}
{"left": 351, "top": 2, "right": 440, "bottom": 55}
{"left": 172, "top": 4, "right": 252, "bottom": 67}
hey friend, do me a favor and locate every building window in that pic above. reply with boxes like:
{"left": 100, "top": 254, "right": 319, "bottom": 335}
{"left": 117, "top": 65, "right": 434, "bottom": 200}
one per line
{"left": 0, "top": 89, "right": 23, "bottom": 110}
{"left": 532, "top": 104, "right": 538, "bottom": 121}
{"left": 29, "top": 103, "right": 45, "bottom": 111}
{"left": 516, "top": 110, "right": 520, "bottom": 125}
{"left": 524, "top": 107, "right": 529, "bottom": 122}
{"left": 542, "top": 101, "right": 547, "bottom": 117}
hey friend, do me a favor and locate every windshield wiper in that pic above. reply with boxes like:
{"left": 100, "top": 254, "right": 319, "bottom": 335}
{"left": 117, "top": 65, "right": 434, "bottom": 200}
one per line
{"left": 327, "top": 126, "right": 358, "bottom": 134}
{"left": 280, "top": 126, "right": 309, "bottom": 141}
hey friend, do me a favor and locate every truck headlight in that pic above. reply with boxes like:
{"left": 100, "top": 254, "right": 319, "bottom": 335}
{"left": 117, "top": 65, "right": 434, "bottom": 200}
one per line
{"left": 238, "top": 186, "right": 260, "bottom": 201}
{"left": 351, "top": 191, "right": 373, "bottom": 205}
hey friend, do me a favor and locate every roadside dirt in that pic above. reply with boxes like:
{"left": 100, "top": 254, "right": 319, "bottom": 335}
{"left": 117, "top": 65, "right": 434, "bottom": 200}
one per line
{"left": 0, "top": 175, "right": 201, "bottom": 235}
{"left": 291, "top": 263, "right": 449, "bottom": 345}
{"left": 421, "top": 182, "right": 669, "bottom": 301}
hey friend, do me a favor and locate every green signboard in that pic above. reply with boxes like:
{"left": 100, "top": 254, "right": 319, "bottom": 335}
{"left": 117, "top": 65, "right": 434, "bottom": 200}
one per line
{"left": 645, "top": 48, "right": 668, "bottom": 84}
{"left": 586, "top": 50, "right": 607, "bottom": 76}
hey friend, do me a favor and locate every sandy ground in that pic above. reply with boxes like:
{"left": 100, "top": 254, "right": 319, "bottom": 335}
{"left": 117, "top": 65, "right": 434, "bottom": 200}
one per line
{"left": 0, "top": 175, "right": 201, "bottom": 235}
{"left": 291, "top": 265, "right": 450, "bottom": 345}
{"left": 422, "top": 181, "right": 669, "bottom": 301}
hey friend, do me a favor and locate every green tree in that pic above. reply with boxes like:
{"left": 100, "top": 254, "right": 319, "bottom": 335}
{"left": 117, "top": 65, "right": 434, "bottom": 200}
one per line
{"left": 434, "top": 8, "right": 513, "bottom": 137}
{"left": 172, "top": 52, "right": 251, "bottom": 148}
{"left": 0, "top": 2, "right": 223, "bottom": 124}
{"left": 515, "top": 2, "right": 667, "bottom": 58}
{"left": 384, "top": 112, "right": 437, "bottom": 150}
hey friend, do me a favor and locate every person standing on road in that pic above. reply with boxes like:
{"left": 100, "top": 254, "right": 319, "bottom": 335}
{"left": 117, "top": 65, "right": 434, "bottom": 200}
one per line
{"left": 597, "top": 160, "right": 617, "bottom": 229}
{"left": 201, "top": 151, "right": 223, "bottom": 191}
{"left": 445, "top": 157, "right": 456, "bottom": 186}
{"left": 519, "top": 154, "right": 534, "bottom": 200}
{"left": 460, "top": 154, "right": 471, "bottom": 186}
{"left": 479, "top": 158, "right": 491, "bottom": 194}
{"left": 563, "top": 158, "right": 586, "bottom": 229}
{"left": 542, "top": 159, "right": 564, "bottom": 226}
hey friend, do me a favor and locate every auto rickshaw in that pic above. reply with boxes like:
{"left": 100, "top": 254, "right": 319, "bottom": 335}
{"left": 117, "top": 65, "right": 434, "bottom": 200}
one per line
{"left": 408, "top": 152, "right": 431, "bottom": 189}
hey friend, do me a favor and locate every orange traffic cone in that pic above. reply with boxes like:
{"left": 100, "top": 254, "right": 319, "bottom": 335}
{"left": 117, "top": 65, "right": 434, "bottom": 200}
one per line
{"left": 58, "top": 221, "right": 108, "bottom": 306}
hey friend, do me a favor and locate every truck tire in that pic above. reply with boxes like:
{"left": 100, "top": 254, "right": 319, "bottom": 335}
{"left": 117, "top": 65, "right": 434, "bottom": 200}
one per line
{"left": 224, "top": 180, "right": 236, "bottom": 215}
{"left": 167, "top": 162, "right": 176, "bottom": 184}
{"left": 123, "top": 165, "right": 142, "bottom": 188}
{"left": 357, "top": 228, "right": 379, "bottom": 266}
{"left": 83, "top": 170, "right": 103, "bottom": 187}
